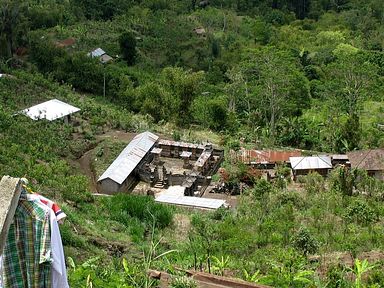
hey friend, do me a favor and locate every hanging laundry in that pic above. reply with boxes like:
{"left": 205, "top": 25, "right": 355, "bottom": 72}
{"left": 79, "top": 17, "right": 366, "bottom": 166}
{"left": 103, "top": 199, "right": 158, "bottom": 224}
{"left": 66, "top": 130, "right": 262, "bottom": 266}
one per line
{"left": 2, "top": 198, "right": 52, "bottom": 288}
{"left": 0, "top": 255, "right": 3, "bottom": 288}
{"left": 27, "top": 194, "right": 69, "bottom": 288}
{"left": 32, "top": 193, "right": 67, "bottom": 222}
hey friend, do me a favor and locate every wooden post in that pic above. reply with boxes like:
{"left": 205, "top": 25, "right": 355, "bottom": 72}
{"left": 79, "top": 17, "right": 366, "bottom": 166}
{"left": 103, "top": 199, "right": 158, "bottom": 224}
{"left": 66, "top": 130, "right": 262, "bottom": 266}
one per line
{"left": 0, "top": 176, "right": 21, "bottom": 252}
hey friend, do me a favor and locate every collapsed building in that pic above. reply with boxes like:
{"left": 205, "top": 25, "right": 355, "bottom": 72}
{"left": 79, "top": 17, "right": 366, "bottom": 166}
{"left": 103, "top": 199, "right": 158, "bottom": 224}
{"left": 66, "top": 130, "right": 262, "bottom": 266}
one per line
{"left": 97, "top": 132, "right": 224, "bottom": 195}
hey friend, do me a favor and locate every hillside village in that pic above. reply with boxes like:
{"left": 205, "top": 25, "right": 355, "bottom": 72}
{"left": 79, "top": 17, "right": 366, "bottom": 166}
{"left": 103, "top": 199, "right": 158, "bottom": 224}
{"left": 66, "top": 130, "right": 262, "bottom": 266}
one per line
{"left": 2, "top": 94, "right": 384, "bottom": 287}
{"left": 1, "top": 0, "right": 384, "bottom": 287}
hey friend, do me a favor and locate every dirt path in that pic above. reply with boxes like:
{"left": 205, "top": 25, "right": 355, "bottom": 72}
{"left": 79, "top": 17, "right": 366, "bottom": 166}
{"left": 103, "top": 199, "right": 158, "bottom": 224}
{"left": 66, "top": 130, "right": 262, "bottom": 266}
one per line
{"left": 79, "top": 149, "right": 98, "bottom": 193}
{"left": 96, "top": 130, "right": 137, "bottom": 142}
{"left": 75, "top": 130, "right": 138, "bottom": 193}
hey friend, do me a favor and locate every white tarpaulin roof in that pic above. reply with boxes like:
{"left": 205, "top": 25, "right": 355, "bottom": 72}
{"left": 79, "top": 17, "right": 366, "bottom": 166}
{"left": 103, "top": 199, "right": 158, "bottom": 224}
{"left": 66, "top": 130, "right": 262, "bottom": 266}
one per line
{"left": 88, "top": 48, "right": 106, "bottom": 58}
{"left": 290, "top": 156, "right": 332, "bottom": 170}
{"left": 22, "top": 99, "right": 80, "bottom": 121}
{"left": 98, "top": 131, "right": 159, "bottom": 184}
{"left": 155, "top": 194, "right": 226, "bottom": 210}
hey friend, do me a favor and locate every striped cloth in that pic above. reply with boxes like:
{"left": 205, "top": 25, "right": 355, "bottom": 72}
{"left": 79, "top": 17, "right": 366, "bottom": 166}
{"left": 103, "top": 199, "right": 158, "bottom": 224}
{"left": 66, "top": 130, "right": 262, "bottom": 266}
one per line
{"left": 32, "top": 193, "right": 67, "bottom": 222}
{"left": 2, "top": 200, "right": 52, "bottom": 288}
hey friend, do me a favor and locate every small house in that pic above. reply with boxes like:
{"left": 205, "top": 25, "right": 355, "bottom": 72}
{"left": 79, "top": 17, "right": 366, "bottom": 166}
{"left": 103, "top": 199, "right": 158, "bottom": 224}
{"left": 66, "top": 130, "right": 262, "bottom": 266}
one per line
{"left": 237, "top": 149, "right": 302, "bottom": 169}
{"left": 97, "top": 131, "right": 159, "bottom": 194}
{"left": 21, "top": 99, "right": 80, "bottom": 123}
{"left": 88, "top": 48, "right": 113, "bottom": 64}
{"left": 331, "top": 154, "right": 350, "bottom": 167}
{"left": 290, "top": 156, "right": 332, "bottom": 180}
{"left": 347, "top": 149, "right": 384, "bottom": 180}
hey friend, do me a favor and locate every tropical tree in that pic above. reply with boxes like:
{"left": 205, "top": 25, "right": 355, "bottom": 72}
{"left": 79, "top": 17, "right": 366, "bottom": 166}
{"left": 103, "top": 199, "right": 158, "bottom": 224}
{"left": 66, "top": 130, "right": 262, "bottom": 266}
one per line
{"left": 0, "top": 0, "right": 27, "bottom": 58}
{"left": 239, "top": 48, "right": 310, "bottom": 140}
{"left": 325, "top": 51, "right": 378, "bottom": 116}
{"left": 119, "top": 31, "right": 137, "bottom": 66}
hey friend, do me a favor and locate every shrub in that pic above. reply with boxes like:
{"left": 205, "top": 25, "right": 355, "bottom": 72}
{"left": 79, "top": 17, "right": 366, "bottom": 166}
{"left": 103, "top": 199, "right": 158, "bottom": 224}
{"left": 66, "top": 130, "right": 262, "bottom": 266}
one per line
{"left": 252, "top": 179, "right": 273, "bottom": 199}
{"left": 303, "top": 172, "right": 325, "bottom": 194}
{"left": 275, "top": 191, "right": 304, "bottom": 208}
{"left": 292, "top": 227, "right": 319, "bottom": 256}
{"left": 344, "top": 200, "right": 378, "bottom": 225}
{"left": 330, "top": 166, "right": 356, "bottom": 196}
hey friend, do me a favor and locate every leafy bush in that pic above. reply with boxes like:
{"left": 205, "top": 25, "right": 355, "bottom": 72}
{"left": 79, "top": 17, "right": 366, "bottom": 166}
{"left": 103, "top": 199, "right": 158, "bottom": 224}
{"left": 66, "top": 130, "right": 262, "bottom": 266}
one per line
{"left": 344, "top": 200, "right": 379, "bottom": 225}
{"left": 275, "top": 191, "right": 305, "bottom": 208}
{"left": 330, "top": 167, "right": 356, "bottom": 196}
{"left": 252, "top": 178, "right": 273, "bottom": 199}
{"left": 62, "top": 175, "right": 94, "bottom": 203}
{"left": 302, "top": 172, "right": 325, "bottom": 194}
{"left": 292, "top": 227, "right": 319, "bottom": 255}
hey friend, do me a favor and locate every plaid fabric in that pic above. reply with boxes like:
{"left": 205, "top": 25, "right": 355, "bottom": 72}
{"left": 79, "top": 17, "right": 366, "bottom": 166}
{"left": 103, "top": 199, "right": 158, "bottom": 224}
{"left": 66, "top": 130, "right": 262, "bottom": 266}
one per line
{"left": 32, "top": 193, "right": 67, "bottom": 222}
{"left": 2, "top": 199, "right": 52, "bottom": 288}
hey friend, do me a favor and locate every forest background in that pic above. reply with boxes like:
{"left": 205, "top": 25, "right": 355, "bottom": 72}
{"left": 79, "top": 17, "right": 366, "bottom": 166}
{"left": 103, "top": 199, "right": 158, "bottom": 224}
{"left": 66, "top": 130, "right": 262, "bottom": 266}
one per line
{"left": 0, "top": 0, "right": 384, "bottom": 287}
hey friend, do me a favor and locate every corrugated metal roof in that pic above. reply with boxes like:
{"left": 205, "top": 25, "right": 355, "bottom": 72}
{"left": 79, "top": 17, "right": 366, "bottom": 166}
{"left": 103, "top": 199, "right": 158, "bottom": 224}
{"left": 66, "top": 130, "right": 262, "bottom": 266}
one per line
{"left": 155, "top": 194, "right": 226, "bottom": 210}
{"left": 158, "top": 139, "right": 206, "bottom": 150}
{"left": 290, "top": 156, "right": 332, "bottom": 170}
{"left": 21, "top": 99, "right": 80, "bottom": 121}
{"left": 347, "top": 149, "right": 384, "bottom": 171}
{"left": 332, "top": 154, "right": 349, "bottom": 160}
{"left": 88, "top": 48, "right": 106, "bottom": 58}
{"left": 237, "top": 149, "right": 302, "bottom": 164}
{"left": 98, "top": 131, "right": 159, "bottom": 184}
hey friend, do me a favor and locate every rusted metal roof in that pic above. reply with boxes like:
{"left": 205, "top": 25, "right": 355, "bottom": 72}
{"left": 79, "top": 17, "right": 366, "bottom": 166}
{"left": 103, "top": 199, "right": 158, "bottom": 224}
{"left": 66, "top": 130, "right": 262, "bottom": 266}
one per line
{"left": 237, "top": 149, "right": 302, "bottom": 164}
{"left": 98, "top": 131, "right": 159, "bottom": 184}
{"left": 347, "top": 149, "right": 384, "bottom": 171}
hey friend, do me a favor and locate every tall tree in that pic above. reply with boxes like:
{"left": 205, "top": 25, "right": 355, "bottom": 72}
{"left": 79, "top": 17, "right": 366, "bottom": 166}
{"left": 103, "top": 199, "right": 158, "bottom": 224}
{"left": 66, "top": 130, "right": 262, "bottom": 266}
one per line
{"left": 326, "top": 51, "right": 378, "bottom": 116}
{"left": 119, "top": 31, "right": 137, "bottom": 66}
{"left": 0, "top": 0, "right": 27, "bottom": 58}
{"left": 161, "top": 67, "right": 205, "bottom": 126}
{"left": 238, "top": 48, "right": 310, "bottom": 139}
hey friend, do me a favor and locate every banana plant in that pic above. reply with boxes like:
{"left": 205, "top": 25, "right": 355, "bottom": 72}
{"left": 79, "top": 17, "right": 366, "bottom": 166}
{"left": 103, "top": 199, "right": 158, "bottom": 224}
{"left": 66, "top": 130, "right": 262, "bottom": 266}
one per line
{"left": 243, "top": 269, "right": 264, "bottom": 283}
{"left": 347, "top": 258, "right": 376, "bottom": 288}
{"left": 211, "top": 255, "right": 230, "bottom": 276}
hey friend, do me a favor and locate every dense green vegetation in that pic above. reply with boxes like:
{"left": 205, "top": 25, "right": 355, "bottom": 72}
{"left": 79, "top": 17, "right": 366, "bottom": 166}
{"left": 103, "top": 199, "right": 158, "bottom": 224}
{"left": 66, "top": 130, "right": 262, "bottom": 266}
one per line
{"left": 1, "top": 0, "right": 384, "bottom": 287}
